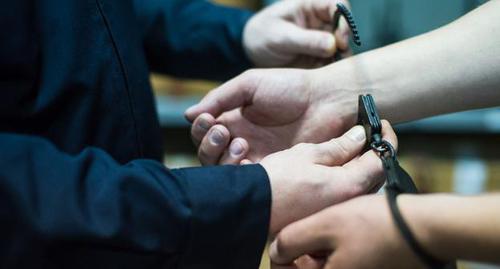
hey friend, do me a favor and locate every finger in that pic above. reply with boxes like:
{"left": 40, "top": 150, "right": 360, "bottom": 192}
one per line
{"left": 381, "top": 120, "right": 398, "bottom": 150}
{"left": 334, "top": 17, "right": 350, "bottom": 51}
{"left": 280, "top": 22, "right": 337, "bottom": 58}
{"left": 310, "top": 0, "right": 350, "bottom": 52}
{"left": 269, "top": 216, "right": 333, "bottom": 266}
{"left": 356, "top": 119, "right": 398, "bottom": 170}
{"left": 241, "top": 159, "right": 253, "bottom": 165}
{"left": 198, "top": 125, "right": 231, "bottom": 165}
{"left": 185, "top": 71, "right": 258, "bottom": 121}
{"left": 324, "top": 252, "right": 351, "bottom": 269}
{"left": 344, "top": 120, "right": 398, "bottom": 191}
{"left": 190, "top": 113, "right": 216, "bottom": 147}
{"left": 305, "top": 0, "right": 351, "bottom": 23}
{"left": 219, "top": 138, "right": 249, "bottom": 165}
{"left": 313, "top": 125, "right": 367, "bottom": 166}
{"left": 295, "top": 255, "right": 326, "bottom": 269}
{"left": 338, "top": 47, "right": 353, "bottom": 59}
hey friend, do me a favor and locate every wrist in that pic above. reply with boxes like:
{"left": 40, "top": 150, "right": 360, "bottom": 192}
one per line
{"left": 308, "top": 65, "right": 361, "bottom": 132}
{"left": 398, "top": 194, "right": 454, "bottom": 262}
{"left": 310, "top": 52, "right": 405, "bottom": 124}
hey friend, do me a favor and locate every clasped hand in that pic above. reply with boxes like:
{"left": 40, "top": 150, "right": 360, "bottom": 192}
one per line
{"left": 243, "top": 0, "right": 351, "bottom": 68}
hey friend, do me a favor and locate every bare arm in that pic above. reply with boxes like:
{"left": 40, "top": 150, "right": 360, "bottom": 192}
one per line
{"left": 185, "top": 0, "right": 500, "bottom": 166}
{"left": 269, "top": 193, "right": 500, "bottom": 268}
{"left": 400, "top": 193, "right": 500, "bottom": 264}
{"left": 314, "top": 0, "right": 500, "bottom": 124}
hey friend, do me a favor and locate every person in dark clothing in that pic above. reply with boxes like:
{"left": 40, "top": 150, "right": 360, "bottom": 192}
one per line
{"left": 0, "top": 0, "right": 386, "bottom": 268}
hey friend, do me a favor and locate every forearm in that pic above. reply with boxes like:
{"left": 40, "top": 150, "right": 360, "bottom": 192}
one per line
{"left": 399, "top": 193, "right": 500, "bottom": 264}
{"left": 0, "top": 133, "right": 270, "bottom": 267}
{"left": 315, "top": 0, "right": 500, "bottom": 124}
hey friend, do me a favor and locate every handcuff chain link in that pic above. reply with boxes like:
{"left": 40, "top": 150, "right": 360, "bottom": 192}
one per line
{"left": 370, "top": 139, "right": 396, "bottom": 160}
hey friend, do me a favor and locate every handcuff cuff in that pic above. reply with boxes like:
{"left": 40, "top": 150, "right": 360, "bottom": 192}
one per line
{"left": 334, "top": 3, "right": 456, "bottom": 268}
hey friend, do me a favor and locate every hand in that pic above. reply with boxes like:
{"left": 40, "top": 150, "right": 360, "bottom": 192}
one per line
{"left": 243, "top": 0, "right": 351, "bottom": 68}
{"left": 269, "top": 194, "right": 425, "bottom": 269}
{"left": 260, "top": 122, "right": 397, "bottom": 235}
{"left": 186, "top": 68, "right": 359, "bottom": 165}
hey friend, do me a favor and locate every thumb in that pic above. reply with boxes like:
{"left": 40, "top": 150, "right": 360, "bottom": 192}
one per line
{"left": 270, "top": 214, "right": 333, "bottom": 266}
{"left": 184, "top": 71, "right": 258, "bottom": 122}
{"left": 313, "top": 125, "right": 367, "bottom": 166}
{"left": 281, "top": 22, "right": 337, "bottom": 58}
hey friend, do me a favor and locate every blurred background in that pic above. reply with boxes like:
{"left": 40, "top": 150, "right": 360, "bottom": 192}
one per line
{"left": 152, "top": 1, "right": 499, "bottom": 268}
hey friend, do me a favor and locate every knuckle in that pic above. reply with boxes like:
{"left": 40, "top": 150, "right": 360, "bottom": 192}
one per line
{"left": 268, "top": 30, "right": 287, "bottom": 47}
{"left": 238, "top": 70, "right": 260, "bottom": 94}
{"left": 329, "top": 140, "right": 350, "bottom": 160}
{"left": 242, "top": 69, "right": 259, "bottom": 80}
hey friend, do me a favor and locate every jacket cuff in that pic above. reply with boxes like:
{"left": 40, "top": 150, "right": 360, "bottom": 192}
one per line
{"left": 171, "top": 164, "right": 271, "bottom": 269}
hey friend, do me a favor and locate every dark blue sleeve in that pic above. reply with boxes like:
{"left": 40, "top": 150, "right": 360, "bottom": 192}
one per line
{"left": 0, "top": 133, "right": 270, "bottom": 269}
{"left": 134, "top": 0, "right": 254, "bottom": 81}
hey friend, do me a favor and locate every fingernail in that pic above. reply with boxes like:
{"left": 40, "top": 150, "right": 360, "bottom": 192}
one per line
{"left": 209, "top": 129, "right": 224, "bottom": 146}
{"left": 323, "top": 34, "right": 336, "bottom": 53}
{"left": 347, "top": 126, "right": 366, "bottom": 142}
{"left": 230, "top": 141, "right": 244, "bottom": 156}
{"left": 197, "top": 118, "right": 210, "bottom": 131}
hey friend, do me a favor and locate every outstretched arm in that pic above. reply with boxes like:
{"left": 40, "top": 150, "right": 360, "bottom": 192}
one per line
{"left": 313, "top": 0, "right": 500, "bottom": 125}
{"left": 400, "top": 193, "right": 500, "bottom": 264}
{"left": 186, "top": 0, "right": 500, "bottom": 165}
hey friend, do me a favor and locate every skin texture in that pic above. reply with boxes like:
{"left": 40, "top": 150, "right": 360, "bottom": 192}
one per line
{"left": 243, "top": 0, "right": 351, "bottom": 68}
{"left": 269, "top": 194, "right": 500, "bottom": 269}
{"left": 188, "top": 68, "right": 354, "bottom": 165}
{"left": 269, "top": 194, "right": 424, "bottom": 269}
{"left": 186, "top": 0, "right": 500, "bottom": 166}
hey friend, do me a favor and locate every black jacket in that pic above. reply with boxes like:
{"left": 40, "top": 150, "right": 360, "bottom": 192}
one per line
{"left": 0, "top": 0, "right": 271, "bottom": 268}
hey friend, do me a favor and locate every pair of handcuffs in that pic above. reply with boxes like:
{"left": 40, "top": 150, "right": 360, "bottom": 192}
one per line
{"left": 334, "top": 4, "right": 456, "bottom": 269}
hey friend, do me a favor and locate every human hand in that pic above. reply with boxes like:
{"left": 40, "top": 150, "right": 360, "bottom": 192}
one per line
{"left": 186, "top": 68, "right": 359, "bottom": 165}
{"left": 243, "top": 0, "right": 351, "bottom": 68}
{"left": 269, "top": 194, "right": 425, "bottom": 269}
{"left": 260, "top": 121, "right": 397, "bottom": 235}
